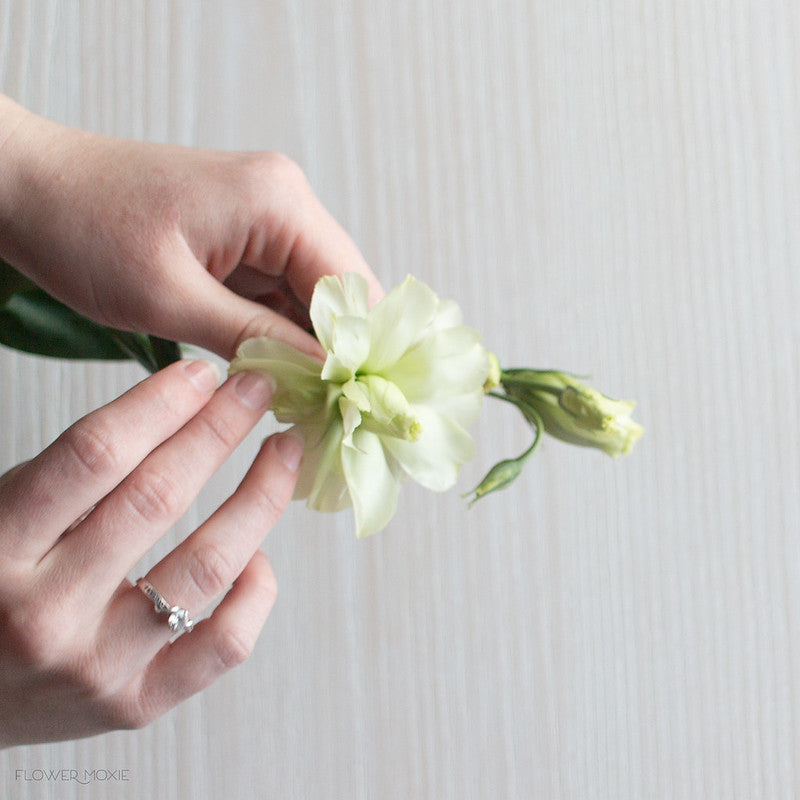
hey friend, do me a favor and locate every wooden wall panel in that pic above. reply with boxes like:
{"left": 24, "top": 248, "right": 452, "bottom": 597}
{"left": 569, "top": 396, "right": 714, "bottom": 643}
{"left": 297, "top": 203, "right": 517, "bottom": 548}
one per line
{"left": 1, "top": 1, "right": 798, "bottom": 797}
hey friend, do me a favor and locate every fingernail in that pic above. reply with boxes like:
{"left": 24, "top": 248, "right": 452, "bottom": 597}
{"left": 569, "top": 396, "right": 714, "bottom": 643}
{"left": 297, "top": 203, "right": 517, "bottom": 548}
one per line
{"left": 275, "top": 432, "right": 304, "bottom": 472}
{"left": 183, "top": 359, "right": 220, "bottom": 392}
{"left": 234, "top": 371, "right": 276, "bottom": 410}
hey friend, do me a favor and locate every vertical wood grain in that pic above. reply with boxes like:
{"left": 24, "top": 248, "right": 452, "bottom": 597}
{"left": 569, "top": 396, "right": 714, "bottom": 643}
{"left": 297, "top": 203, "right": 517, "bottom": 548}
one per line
{"left": 1, "top": 1, "right": 799, "bottom": 798}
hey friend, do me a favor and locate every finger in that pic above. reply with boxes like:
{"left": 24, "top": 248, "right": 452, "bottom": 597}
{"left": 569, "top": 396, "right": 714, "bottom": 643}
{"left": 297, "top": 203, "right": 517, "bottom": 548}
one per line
{"left": 186, "top": 270, "right": 325, "bottom": 361}
{"left": 259, "top": 180, "right": 385, "bottom": 308}
{"left": 176, "top": 156, "right": 384, "bottom": 360}
{"left": 142, "top": 431, "right": 301, "bottom": 615}
{"left": 99, "top": 431, "right": 300, "bottom": 669}
{"left": 0, "top": 359, "right": 220, "bottom": 561}
{"left": 223, "top": 266, "right": 313, "bottom": 330}
{"left": 225, "top": 153, "right": 384, "bottom": 309}
{"left": 48, "top": 371, "right": 277, "bottom": 594}
{"left": 133, "top": 549, "right": 277, "bottom": 723}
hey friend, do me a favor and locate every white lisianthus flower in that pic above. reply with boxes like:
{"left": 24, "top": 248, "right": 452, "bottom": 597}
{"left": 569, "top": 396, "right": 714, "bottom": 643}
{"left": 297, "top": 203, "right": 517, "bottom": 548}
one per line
{"left": 229, "top": 273, "right": 492, "bottom": 537}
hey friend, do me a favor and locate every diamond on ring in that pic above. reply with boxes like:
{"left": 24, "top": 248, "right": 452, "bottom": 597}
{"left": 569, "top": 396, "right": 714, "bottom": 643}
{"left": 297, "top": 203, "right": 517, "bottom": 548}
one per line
{"left": 167, "top": 607, "right": 194, "bottom": 634}
{"left": 136, "top": 578, "right": 194, "bottom": 634}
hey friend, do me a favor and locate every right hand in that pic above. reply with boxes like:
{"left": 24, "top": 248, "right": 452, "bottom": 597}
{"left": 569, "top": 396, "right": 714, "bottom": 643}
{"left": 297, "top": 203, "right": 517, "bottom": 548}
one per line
{"left": 0, "top": 92, "right": 384, "bottom": 361}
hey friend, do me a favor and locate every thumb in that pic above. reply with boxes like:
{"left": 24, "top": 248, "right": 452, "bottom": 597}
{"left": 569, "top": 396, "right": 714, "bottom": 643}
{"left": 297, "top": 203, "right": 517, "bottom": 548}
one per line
{"left": 164, "top": 268, "right": 325, "bottom": 362}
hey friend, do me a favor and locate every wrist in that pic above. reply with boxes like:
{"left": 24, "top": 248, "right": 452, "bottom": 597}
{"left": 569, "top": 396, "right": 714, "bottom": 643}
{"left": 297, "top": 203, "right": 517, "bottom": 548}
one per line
{"left": 0, "top": 95, "right": 33, "bottom": 258}
{"left": 0, "top": 95, "right": 63, "bottom": 276}
{"left": 0, "top": 94, "right": 30, "bottom": 153}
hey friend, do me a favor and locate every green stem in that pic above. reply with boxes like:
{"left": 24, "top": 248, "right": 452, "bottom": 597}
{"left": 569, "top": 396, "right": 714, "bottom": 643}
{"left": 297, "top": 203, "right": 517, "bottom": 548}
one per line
{"left": 488, "top": 389, "right": 546, "bottom": 450}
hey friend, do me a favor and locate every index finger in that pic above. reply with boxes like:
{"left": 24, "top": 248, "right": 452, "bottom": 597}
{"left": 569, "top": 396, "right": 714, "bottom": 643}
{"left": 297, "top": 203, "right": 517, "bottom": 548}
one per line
{"left": 240, "top": 155, "right": 385, "bottom": 308}
{"left": 0, "top": 359, "right": 220, "bottom": 562}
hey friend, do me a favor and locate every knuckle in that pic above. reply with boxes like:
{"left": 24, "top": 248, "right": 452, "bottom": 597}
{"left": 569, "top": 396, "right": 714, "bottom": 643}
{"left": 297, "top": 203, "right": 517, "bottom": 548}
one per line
{"left": 0, "top": 460, "right": 29, "bottom": 494}
{"left": 195, "top": 409, "right": 240, "bottom": 452}
{"left": 60, "top": 422, "right": 119, "bottom": 478}
{"left": 58, "top": 654, "right": 110, "bottom": 699}
{"left": 124, "top": 467, "right": 182, "bottom": 524}
{"left": 188, "top": 542, "right": 235, "bottom": 598}
{"left": 236, "top": 151, "right": 310, "bottom": 221}
{"left": 213, "top": 627, "right": 254, "bottom": 670}
{"left": 259, "top": 567, "right": 279, "bottom": 607}
{"left": 142, "top": 381, "right": 174, "bottom": 421}
{"left": 240, "top": 485, "right": 289, "bottom": 528}
{"left": 232, "top": 313, "right": 283, "bottom": 358}
{"left": 105, "top": 696, "right": 156, "bottom": 731}
{"left": 101, "top": 679, "right": 162, "bottom": 731}
{"left": 120, "top": 702, "right": 158, "bottom": 731}
{"left": 249, "top": 150, "right": 307, "bottom": 191}
{"left": 248, "top": 481, "right": 289, "bottom": 526}
{"left": 3, "top": 604, "right": 71, "bottom": 672}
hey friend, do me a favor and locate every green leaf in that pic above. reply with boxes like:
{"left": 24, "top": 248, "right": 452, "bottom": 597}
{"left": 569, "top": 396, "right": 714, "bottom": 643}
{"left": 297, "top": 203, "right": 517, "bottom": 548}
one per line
{"left": 0, "top": 258, "right": 37, "bottom": 306}
{"left": 0, "top": 287, "right": 142, "bottom": 362}
{"left": 108, "top": 330, "right": 160, "bottom": 372}
{"left": 147, "top": 335, "right": 183, "bottom": 371}
{"left": 0, "top": 258, "right": 183, "bottom": 373}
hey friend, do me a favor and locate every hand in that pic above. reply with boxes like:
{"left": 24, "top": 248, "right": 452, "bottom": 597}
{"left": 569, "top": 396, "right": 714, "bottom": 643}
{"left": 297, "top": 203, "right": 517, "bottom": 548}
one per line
{"left": 0, "top": 94, "right": 383, "bottom": 360}
{"left": 0, "top": 359, "right": 302, "bottom": 747}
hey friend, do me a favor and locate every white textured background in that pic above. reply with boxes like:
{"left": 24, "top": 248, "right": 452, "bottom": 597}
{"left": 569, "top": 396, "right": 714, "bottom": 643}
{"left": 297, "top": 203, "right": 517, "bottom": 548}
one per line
{"left": 2, "top": 1, "right": 799, "bottom": 798}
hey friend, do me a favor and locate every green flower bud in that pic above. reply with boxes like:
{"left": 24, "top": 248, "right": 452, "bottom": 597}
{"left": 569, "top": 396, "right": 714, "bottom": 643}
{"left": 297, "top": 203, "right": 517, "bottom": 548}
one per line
{"left": 502, "top": 370, "right": 643, "bottom": 457}
{"left": 465, "top": 456, "right": 526, "bottom": 505}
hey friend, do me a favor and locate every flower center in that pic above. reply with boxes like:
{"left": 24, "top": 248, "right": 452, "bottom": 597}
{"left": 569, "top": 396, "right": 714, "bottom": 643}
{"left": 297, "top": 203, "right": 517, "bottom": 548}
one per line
{"left": 338, "top": 375, "right": 422, "bottom": 445}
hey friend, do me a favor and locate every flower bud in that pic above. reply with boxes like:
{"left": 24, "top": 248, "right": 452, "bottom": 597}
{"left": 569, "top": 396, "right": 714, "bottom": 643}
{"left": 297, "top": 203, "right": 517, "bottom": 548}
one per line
{"left": 502, "top": 370, "right": 643, "bottom": 457}
{"left": 465, "top": 456, "right": 526, "bottom": 505}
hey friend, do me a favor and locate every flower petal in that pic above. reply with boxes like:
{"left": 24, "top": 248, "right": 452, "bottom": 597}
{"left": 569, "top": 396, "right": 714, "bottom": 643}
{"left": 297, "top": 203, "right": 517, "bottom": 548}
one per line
{"left": 339, "top": 395, "right": 363, "bottom": 448}
{"left": 382, "top": 406, "right": 476, "bottom": 492}
{"left": 358, "top": 375, "right": 421, "bottom": 441}
{"left": 421, "top": 389, "right": 485, "bottom": 429}
{"left": 363, "top": 275, "right": 439, "bottom": 372}
{"left": 320, "top": 314, "right": 371, "bottom": 381}
{"left": 293, "top": 420, "right": 351, "bottom": 512}
{"left": 341, "top": 429, "right": 402, "bottom": 537}
{"left": 229, "top": 338, "right": 326, "bottom": 423}
{"left": 341, "top": 377, "right": 371, "bottom": 411}
{"left": 384, "top": 327, "right": 490, "bottom": 406}
{"left": 310, "top": 273, "right": 370, "bottom": 352}
{"left": 238, "top": 273, "right": 492, "bottom": 538}
{"left": 429, "top": 297, "right": 463, "bottom": 331}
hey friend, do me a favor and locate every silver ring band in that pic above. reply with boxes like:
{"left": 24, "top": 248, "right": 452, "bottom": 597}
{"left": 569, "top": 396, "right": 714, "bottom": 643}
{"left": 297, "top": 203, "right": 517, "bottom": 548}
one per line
{"left": 136, "top": 578, "right": 194, "bottom": 634}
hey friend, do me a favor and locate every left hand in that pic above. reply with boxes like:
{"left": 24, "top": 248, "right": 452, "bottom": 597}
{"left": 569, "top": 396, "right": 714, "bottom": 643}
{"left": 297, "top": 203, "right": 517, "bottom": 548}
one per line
{"left": 0, "top": 359, "right": 302, "bottom": 746}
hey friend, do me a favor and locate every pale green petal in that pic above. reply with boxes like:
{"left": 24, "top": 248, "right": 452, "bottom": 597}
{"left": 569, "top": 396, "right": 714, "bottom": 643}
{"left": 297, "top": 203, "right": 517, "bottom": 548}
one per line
{"left": 229, "top": 337, "right": 326, "bottom": 423}
{"left": 287, "top": 423, "right": 319, "bottom": 502}
{"left": 293, "top": 420, "right": 351, "bottom": 512}
{"left": 429, "top": 298, "right": 463, "bottom": 331}
{"left": 241, "top": 273, "right": 492, "bottom": 537}
{"left": 421, "top": 388, "right": 485, "bottom": 429}
{"left": 310, "top": 273, "right": 369, "bottom": 352}
{"left": 363, "top": 275, "right": 439, "bottom": 372}
{"left": 339, "top": 395, "right": 363, "bottom": 448}
{"left": 358, "top": 375, "right": 421, "bottom": 441}
{"left": 320, "top": 315, "right": 370, "bottom": 381}
{"left": 341, "top": 377, "right": 371, "bottom": 411}
{"left": 319, "top": 353, "right": 354, "bottom": 384}
{"left": 341, "top": 429, "right": 402, "bottom": 537}
{"left": 385, "top": 327, "right": 490, "bottom": 405}
{"left": 383, "top": 406, "right": 475, "bottom": 492}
